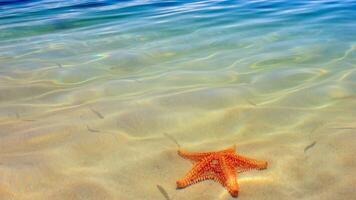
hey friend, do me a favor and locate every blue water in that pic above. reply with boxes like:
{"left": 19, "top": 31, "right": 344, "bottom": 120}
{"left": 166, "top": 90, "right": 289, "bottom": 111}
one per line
{"left": 1, "top": 1, "right": 355, "bottom": 44}
{"left": 0, "top": 1, "right": 355, "bottom": 199}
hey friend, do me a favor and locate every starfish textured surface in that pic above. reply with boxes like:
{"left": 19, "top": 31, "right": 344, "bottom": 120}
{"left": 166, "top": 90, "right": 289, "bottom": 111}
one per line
{"left": 176, "top": 146, "right": 268, "bottom": 197}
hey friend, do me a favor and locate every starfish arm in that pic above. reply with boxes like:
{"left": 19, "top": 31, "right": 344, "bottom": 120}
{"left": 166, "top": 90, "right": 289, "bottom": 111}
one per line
{"left": 177, "top": 149, "right": 215, "bottom": 162}
{"left": 176, "top": 158, "right": 215, "bottom": 188}
{"left": 221, "top": 158, "right": 239, "bottom": 197}
{"left": 232, "top": 155, "right": 268, "bottom": 170}
{"left": 178, "top": 146, "right": 236, "bottom": 162}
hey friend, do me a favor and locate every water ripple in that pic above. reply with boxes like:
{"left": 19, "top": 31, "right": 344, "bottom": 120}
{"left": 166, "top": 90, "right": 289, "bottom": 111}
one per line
{"left": 0, "top": 1, "right": 356, "bottom": 199}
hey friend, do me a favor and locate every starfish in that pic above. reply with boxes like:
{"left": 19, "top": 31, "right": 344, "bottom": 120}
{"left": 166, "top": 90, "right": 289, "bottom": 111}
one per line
{"left": 176, "top": 145, "right": 267, "bottom": 197}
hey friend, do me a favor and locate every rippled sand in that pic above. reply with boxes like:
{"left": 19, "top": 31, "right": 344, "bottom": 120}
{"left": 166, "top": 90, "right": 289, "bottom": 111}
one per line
{"left": 1, "top": 62, "right": 355, "bottom": 199}
{"left": 1, "top": 0, "right": 356, "bottom": 199}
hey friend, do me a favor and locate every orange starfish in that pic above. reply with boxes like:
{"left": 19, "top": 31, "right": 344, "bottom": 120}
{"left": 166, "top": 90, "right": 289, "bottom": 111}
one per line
{"left": 176, "top": 145, "right": 267, "bottom": 197}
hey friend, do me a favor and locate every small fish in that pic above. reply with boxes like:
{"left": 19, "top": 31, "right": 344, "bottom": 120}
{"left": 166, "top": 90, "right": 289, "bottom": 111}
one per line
{"left": 245, "top": 99, "right": 257, "bottom": 106}
{"left": 337, "top": 95, "right": 356, "bottom": 100}
{"left": 330, "top": 127, "right": 355, "bottom": 130}
{"left": 87, "top": 125, "right": 100, "bottom": 133}
{"left": 22, "top": 119, "right": 36, "bottom": 122}
{"left": 156, "top": 185, "right": 171, "bottom": 200}
{"left": 90, "top": 108, "right": 104, "bottom": 119}
{"left": 304, "top": 141, "right": 316, "bottom": 153}
{"left": 164, "top": 132, "right": 180, "bottom": 148}
{"left": 15, "top": 112, "right": 35, "bottom": 121}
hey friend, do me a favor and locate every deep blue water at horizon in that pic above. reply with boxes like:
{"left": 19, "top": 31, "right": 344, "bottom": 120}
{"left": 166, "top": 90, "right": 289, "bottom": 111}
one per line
{"left": 1, "top": 0, "right": 356, "bottom": 41}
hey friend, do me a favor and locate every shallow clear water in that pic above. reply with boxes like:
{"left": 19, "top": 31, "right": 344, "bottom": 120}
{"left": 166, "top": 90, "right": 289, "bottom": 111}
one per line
{"left": 0, "top": 0, "right": 355, "bottom": 199}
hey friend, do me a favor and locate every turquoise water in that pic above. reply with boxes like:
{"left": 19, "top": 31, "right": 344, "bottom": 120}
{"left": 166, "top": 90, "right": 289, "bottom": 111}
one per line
{"left": 0, "top": 0, "right": 356, "bottom": 199}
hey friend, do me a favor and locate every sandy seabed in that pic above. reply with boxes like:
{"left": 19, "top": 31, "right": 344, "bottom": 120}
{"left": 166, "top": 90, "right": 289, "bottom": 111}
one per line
{"left": 0, "top": 69, "right": 355, "bottom": 200}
